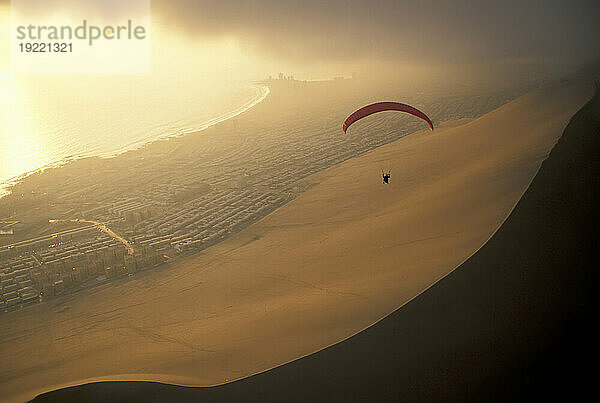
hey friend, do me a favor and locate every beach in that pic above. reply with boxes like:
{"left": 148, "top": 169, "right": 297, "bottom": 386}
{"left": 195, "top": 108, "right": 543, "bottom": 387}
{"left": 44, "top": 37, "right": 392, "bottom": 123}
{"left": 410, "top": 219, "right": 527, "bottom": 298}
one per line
{"left": 0, "top": 76, "right": 593, "bottom": 402}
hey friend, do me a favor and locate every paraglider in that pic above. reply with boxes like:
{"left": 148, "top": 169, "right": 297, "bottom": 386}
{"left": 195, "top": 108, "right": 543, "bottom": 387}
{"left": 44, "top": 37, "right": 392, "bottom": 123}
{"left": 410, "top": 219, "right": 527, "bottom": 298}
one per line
{"left": 342, "top": 102, "right": 433, "bottom": 185}
{"left": 342, "top": 102, "right": 434, "bottom": 133}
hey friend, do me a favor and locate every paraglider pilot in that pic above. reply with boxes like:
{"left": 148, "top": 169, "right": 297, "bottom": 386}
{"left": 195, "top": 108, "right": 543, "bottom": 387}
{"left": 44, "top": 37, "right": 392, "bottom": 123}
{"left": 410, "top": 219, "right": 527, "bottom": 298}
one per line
{"left": 382, "top": 170, "right": 391, "bottom": 184}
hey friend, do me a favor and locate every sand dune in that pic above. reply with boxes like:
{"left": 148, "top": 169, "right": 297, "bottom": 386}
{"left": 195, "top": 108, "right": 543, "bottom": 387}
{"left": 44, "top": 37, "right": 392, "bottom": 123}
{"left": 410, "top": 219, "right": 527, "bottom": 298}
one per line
{"left": 49, "top": 80, "right": 598, "bottom": 403}
{"left": 0, "top": 79, "right": 593, "bottom": 402}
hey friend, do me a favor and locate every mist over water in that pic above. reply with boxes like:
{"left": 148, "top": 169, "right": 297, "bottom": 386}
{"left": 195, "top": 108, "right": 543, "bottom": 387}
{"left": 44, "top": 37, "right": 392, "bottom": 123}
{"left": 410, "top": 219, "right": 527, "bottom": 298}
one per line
{"left": 0, "top": 74, "right": 268, "bottom": 197}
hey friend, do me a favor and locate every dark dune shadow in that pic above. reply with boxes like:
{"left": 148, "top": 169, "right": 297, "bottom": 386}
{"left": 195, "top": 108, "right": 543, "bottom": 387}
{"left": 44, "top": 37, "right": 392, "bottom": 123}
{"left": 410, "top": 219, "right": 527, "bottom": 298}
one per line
{"left": 34, "top": 84, "right": 600, "bottom": 402}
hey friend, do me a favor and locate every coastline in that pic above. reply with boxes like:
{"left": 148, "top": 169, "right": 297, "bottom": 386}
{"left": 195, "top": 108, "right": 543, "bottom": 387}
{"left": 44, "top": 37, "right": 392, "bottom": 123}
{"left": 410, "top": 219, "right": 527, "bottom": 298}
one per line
{"left": 0, "top": 84, "right": 270, "bottom": 199}
{"left": 0, "top": 77, "right": 593, "bottom": 402}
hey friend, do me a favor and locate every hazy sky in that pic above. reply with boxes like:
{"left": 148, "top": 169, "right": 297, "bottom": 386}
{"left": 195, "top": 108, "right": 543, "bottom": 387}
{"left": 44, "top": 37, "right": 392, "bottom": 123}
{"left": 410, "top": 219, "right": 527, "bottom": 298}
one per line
{"left": 154, "top": 0, "right": 600, "bottom": 68}
{"left": 2, "top": 0, "right": 599, "bottom": 80}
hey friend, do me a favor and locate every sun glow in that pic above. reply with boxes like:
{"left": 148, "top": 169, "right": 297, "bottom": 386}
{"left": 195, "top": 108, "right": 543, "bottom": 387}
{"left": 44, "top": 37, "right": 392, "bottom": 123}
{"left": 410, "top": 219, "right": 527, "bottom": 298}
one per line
{"left": 0, "top": 12, "right": 274, "bottom": 195}
{"left": 0, "top": 75, "right": 53, "bottom": 192}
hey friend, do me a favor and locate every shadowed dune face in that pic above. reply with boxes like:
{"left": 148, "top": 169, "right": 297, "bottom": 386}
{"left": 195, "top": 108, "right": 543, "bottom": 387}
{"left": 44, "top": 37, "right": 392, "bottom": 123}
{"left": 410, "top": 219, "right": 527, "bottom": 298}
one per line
{"left": 0, "top": 79, "right": 594, "bottom": 402}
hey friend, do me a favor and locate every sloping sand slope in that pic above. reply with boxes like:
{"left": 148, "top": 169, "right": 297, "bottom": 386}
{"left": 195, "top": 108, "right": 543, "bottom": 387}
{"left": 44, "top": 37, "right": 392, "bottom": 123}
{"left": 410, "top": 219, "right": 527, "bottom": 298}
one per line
{"left": 38, "top": 83, "right": 600, "bottom": 403}
{"left": 0, "top": 80, "right": 593, "bottom": 402}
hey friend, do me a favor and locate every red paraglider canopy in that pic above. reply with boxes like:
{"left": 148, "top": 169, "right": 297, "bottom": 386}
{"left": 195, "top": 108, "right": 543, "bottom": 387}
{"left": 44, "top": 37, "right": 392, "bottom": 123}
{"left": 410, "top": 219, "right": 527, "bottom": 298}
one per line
{"left": 342, "top": 102, "right": 434, "bottom": 133}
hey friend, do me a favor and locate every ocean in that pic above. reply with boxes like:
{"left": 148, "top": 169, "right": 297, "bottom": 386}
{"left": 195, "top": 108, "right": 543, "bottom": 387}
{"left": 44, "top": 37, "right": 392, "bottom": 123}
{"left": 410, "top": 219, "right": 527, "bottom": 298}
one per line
{"left": 0, "top": 73, "right": 269, "bottom": 198}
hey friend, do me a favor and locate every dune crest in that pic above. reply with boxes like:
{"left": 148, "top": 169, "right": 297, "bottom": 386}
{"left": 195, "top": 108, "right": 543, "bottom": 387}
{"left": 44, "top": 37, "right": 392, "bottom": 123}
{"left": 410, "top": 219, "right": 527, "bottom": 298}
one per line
{"left": 0, "top": 79, "right": 594, "bottom": 402}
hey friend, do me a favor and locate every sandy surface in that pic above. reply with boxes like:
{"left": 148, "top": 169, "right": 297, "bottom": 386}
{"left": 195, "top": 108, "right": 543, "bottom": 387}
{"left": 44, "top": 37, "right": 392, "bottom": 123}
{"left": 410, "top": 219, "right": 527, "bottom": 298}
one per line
{"left": 0, "top": 79, "right": 593, "bottom": 402}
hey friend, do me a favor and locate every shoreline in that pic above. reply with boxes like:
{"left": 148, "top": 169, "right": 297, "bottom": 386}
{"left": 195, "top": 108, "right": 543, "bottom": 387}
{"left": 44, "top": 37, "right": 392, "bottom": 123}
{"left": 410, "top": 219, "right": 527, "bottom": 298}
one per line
{"left": 0, "top": 84, "right": 270, "bottom": 199}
